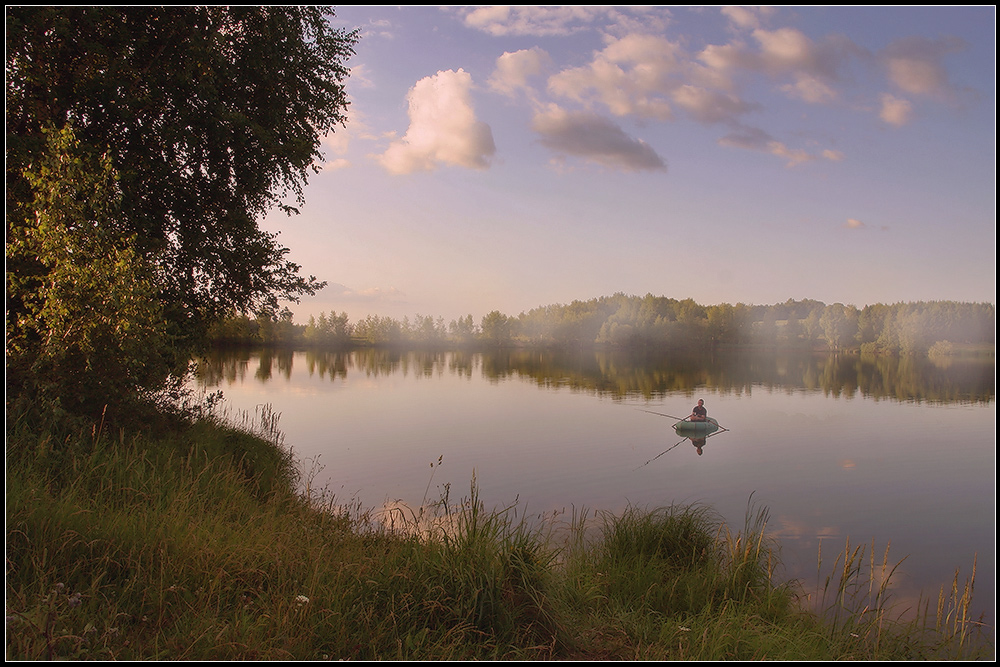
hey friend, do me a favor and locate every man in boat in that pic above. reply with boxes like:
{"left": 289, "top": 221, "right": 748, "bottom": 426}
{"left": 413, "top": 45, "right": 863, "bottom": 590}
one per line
{"left": 689, "top": 399, "right": 707, "bottom": 422}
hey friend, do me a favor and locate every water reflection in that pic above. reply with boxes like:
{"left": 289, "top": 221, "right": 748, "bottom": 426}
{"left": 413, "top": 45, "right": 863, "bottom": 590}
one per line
{"left": 195, "top": 346, "right": 994, "bottom": 405}
{"left": 639, "top": 429, "right": 729, "bottom": 466}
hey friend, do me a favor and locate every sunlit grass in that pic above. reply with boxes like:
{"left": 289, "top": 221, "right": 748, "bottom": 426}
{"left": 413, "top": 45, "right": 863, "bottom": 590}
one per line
{"left": 5, "top": 408, "right": 993, "bottom": 660}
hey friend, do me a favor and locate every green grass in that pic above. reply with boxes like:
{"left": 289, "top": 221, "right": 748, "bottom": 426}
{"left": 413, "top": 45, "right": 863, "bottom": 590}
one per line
{"left": 5, "top": 408, "right": 993, "bottom": 660}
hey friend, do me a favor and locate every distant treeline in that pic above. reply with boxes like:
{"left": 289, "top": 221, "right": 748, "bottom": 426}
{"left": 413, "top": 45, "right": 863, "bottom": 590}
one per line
{"left": 207, "top": 295, "right": 995, "bottom": 356}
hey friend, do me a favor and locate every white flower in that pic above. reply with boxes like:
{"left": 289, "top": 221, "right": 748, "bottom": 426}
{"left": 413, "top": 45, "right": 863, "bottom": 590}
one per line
{"left": 295, "top": 595, "right": 310, "bottom": 606}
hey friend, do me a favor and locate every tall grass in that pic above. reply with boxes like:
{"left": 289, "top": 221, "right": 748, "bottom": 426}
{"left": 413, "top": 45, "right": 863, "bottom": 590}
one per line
{"left": 806, "top": 536, "right": 988, "bottom": 660}
{"left": 5, "top": 409, "right": 993, "bottom": 660}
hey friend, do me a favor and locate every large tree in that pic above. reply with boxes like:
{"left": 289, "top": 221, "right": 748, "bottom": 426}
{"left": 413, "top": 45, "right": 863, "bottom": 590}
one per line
{"left": 7, "top": 6, "right": 357, "bottom": 417}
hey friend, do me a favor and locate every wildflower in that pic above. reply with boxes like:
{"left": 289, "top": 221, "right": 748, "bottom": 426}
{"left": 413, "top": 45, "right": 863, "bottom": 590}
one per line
{"left": 68, "top": 592, "right": 82, "bottom": 608}
{"left": 295, "top": 595, "right": 310, "bottom": 606}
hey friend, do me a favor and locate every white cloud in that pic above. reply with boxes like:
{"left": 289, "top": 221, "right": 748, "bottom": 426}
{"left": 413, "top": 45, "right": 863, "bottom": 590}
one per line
{"left": 720, "top": 6, "right": 775, "bottom": 31}
{"left": 845, "top": 218, "right": 890, "bottom": 232}
{"left": 345, "top": 63, "right": 375, "bottom": 90}
{"left": 324, "top": 283, "right": 404, "bottom": 301}
{"left": 488, "top": 48, "right": 552, "bottom": 98}
{"left": 320, "top": 158, "right": 350, "bottom": 171}
{"left": 543, "top": 26, "right": 854, "bottom": 166}
{"left": 671, "top": 84, "right": 756, "bottom": 124}
{"left": 531, "top": 105, "right": 666, "bottom": 172}
{"left": 458, "top": 6, "right": 641, "bottom": 37}
{"left": 316, "top": 127, "right": 352, "bottom": 171}
{"left": 698, "top": 41, "right": 749, "bottom": 73}
{"left": 316, "top": 107, "right": 380, "bottom": 171}
{"left": 881, "top": 36, "right": 967, "bottom": 100}
{"left": 754, "top": 28, "right": 860, "bottom": 102}
{"left": 699, "top": 25, "right": 859, "bottom": 106}
{"left": 718, "top": 126, "right": 826, "bottom": 167}
{"left": 780, "top": 76, "right": 837, "bottom": 104}
{"left": 377, "top": 69, "right": 496, "bottom": 175}
{"left": 547, "top": 33, "right": 684, "bottom": 120}
{"left": 879, "top": 93, "right": 913, "bottom": 126}
{"left": 547, "top": 25, "right": 854, "bottom": 132}
{"left": 358, "top": 18, "right": 395, "bottom": 41}
{"left": 766, "top": 142, "right": 813, "bottom": 167}
{"left": 754, "top": 27, "right": 820, "bottom": 71}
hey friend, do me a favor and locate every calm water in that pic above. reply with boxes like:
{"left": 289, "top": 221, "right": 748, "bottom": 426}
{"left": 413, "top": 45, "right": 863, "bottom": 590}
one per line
{"left": 194, "top": 347, "right": 995, "bottom": 624}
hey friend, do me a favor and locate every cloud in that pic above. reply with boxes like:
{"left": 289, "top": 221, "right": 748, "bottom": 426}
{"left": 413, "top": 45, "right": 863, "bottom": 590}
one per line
{"left": 320, "top": 158, "right": 350, "bottom": 171}
{"left": 376, "top": 69, "right": 496, "bottom": 175}
{"left": 879, "top": 93, "right": 913, "bottom": 126}
{"left": 316, "top": 127, "right": 352, "bottom": 171}
{"left": 546, "top": 27, "right": 842, "bottom": 126}
{"left": 718, "top": 125, "right": 841, "bottom": 167}
{"left": 780, "top": 76, "right": 838, "bottom": 105}
{"left": 458, "top": 6, "right": 643, "bottom": 37}
{"left": 544, "top": 27, "right": 849, "bottom": 167}
{"left": 753, "top": 27, "right": 838, "bottom": 77}
{"left": 671, "top": 84, "right": 757, "bottom": 124}
{"left": 316, "top": 107, "right": 381, "bottom": 171}
{"left": 844, "top": 218, "right": 889, "bottom": 232}
{"left": 720, "top": 6, "right": 775, "bottom": 31}
{"left": 345, "top": 63, "right": 375, "bottom": 90}
{"left": 531, "top": 105, "right": 666, "bottom": 172}
{"left": 488, "top": 48, "right": 552, "bottom": 98}
{"left": 699, "top": 20, "right": 865, "bottom": 108}
{"left": 324, "top": 283, "right": 406, "bottom": 303}
{"left": 547, "top": 33, "right": 685, "bottom": 120}
{"left": 357, "top": 18, "right": 395, "bottom": 41}
{"left": 739, "top": 27, "right": 858, "bottom": 104}
{"left": 880, "top": 35, "right": 967, "bottom": 100}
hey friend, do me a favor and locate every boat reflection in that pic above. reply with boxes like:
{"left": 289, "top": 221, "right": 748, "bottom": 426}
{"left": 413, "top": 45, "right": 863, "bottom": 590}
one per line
{"left": 639, "top": 427, "right": 727, "bottom": 467}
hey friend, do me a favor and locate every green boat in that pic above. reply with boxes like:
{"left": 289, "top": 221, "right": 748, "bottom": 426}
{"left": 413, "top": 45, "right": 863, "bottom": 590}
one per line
{"left": 673, "top": 417, "right": 720, "bottom": 436}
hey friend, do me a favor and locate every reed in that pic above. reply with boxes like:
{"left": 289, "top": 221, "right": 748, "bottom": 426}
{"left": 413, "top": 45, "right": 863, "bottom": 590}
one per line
{"left": 807, "top": 535, "right": 990, "bottom": 659}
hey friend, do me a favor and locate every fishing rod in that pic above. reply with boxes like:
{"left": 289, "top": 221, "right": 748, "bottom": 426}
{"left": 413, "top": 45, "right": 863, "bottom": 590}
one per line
{"left": 638, "top": 409, "right": 690, "bottom": 421}
{"left": 635, "top": 437, "right": 687, "bottom": 469}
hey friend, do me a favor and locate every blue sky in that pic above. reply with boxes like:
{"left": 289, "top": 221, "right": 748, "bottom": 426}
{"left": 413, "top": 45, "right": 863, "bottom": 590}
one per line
{"left": 262, "top": 6, "right": 995, "bottom": 324}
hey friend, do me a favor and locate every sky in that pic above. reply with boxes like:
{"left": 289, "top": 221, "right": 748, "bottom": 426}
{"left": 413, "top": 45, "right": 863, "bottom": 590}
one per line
{"left": 261, "top": 6, "right": 996, "bottom": 325}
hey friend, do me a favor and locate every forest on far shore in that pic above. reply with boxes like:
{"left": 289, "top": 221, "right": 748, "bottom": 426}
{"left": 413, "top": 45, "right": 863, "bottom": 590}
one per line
{"left": 207, "top": 294, "right": 995, "bottom": 357}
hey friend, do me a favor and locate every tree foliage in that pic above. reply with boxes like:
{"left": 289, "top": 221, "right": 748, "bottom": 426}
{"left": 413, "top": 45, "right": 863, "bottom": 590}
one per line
{"left": 7, "top": 7, "right": 357, "bottom": 337}
{"left": 303, "top": 311, "right": 352, "bottom": 347}
{"left": 6, "top": 7, "right": 358, "bottom": 419}
{"left": 480, "top": 310, "right": 516, "bottom": 347}
{"left": 7, "top": 126, "right": 173, "bottom": 419}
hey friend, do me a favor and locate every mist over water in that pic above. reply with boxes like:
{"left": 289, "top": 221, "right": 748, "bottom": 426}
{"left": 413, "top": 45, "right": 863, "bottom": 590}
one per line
{"left": 194, "top": 346, "right": 994, "bottom": 626}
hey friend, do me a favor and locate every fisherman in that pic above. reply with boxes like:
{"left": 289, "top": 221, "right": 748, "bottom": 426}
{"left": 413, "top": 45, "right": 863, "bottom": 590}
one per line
{"left": 689, "top": 399, "right": 707, "bottom": 422}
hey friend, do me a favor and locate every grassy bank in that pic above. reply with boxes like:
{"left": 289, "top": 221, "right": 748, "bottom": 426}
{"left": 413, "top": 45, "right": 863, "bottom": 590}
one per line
{"left": 6, "top": 409, "right": 992, "bottom": 660}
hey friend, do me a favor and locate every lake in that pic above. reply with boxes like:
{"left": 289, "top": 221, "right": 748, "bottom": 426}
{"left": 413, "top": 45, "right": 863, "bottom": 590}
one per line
{"left": 193, "top": 346, "right": 995, "bottom": 626}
